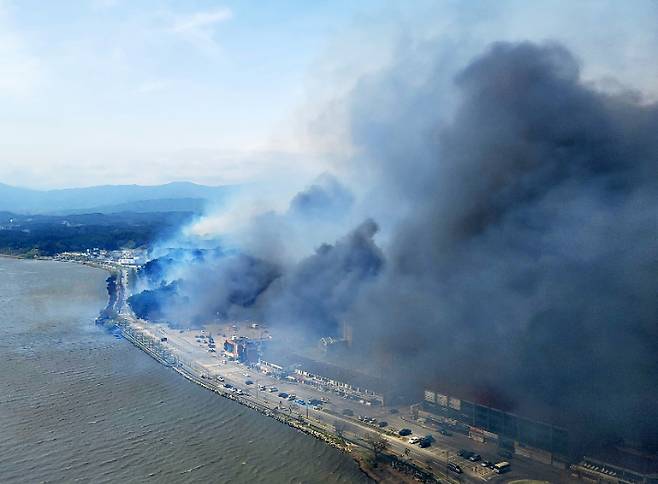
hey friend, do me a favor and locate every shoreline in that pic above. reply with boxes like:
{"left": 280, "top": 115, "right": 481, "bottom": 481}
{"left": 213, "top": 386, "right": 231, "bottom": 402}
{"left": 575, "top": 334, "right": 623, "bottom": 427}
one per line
{"left": 8, "top": 256, "right": 442, "bottom": 483}
{"left": 119, "top": 320, "right": 426, "bottom": 483}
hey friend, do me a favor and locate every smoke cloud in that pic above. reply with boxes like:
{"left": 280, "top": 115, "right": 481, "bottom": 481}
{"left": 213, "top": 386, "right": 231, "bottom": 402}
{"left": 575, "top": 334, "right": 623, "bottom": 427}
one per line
{"left": 344, "top": 41, "right": 658, "bottom": 449}
{"left": 132, "top": 40, "right": 657, "bottom": 450}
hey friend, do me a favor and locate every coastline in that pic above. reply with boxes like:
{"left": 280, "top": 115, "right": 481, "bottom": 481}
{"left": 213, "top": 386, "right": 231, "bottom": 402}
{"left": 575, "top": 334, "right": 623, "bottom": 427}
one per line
{"left": 118, "top": 319, "right": 426, "bottom": 483}
{"left": 13, "top": 256, "right": 442, "bottom": 483}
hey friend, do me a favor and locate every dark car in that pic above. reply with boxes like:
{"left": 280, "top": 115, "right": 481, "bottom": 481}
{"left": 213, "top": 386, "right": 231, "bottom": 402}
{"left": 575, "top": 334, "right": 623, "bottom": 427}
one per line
{"left": 448, "top": 463, "right": 463, "bottom": 474}
{"left": 419, "top": 437, "right": 432, "bottom": 448}
{"left": 378, "top": 421, "right": 388, "bottom": 428}
{"left": 342, "top": 409, "right": 354, "bottom": 416}
{"left": 469, "top": 453, "right": 481, "bottom": 462}
{"left": 438, "top": 428, "right": 452, "bottom": 436}
{"left": 223, "top": 383, "right": 232, "bottom": 389}
{"left": 278, "top": 392, "right": 289, "bottom": 398}
{"left": 458, "top": 449, "right": 472, "bottom": 458}
{"left": 245, "top": 380, "right": 254, "bottom": 385}
{"left": 309, "top": 399, "right": 322, "bottom": 406}
{"left": 398, "top": 428, "right": 412, "bottom": 436}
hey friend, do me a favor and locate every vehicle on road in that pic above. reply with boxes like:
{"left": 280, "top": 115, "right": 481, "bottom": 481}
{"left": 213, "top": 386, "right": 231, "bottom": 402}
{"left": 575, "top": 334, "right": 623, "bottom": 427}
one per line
{"left": 245, "top": 380, "right": 253, "bottom": 385}
{"left": 458, "top": 449, "right": 473, "bottom": 459}
{"left": 223, "top": 383, "right": 232, "bottom": 389}
{"left": 447, "top": 463, "right": 463, "bottom": 474}
{"left": 493, "top": 462, "right": 511, "bottom": 474}
{"left": 399, "top": 428, "right": 412, "bottom": 436}
{"left": 216, "top": 376, "right": 224, "bottom": 382}
{"left": 469, "top": 453, "right": 481, "bottom": 462}
{"left": 438, "top": 428, "right": 452, "bottom": 436}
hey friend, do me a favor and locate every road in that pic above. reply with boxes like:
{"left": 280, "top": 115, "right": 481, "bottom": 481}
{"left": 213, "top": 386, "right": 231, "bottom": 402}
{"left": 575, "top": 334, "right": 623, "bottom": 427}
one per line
{"left": 113, "top": 266, "right": 576, "bottom": 484}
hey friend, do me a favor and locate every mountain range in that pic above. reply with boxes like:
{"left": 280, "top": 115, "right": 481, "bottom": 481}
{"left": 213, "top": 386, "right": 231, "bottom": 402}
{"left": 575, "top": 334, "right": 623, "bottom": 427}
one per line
{"left": 0, "top": 182, "right": 235, "bottom": 214}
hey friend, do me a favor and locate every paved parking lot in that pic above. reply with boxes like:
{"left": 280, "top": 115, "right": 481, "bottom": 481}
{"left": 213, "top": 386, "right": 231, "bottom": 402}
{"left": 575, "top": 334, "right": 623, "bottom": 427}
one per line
{"left": 126, "top": 321, "right": 575, "bottom": 484}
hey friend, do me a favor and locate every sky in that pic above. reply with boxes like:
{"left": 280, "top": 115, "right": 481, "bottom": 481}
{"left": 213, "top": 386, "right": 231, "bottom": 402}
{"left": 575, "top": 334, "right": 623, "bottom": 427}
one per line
{"left": 1, "top": 0, "right": 657, "bottom": 189}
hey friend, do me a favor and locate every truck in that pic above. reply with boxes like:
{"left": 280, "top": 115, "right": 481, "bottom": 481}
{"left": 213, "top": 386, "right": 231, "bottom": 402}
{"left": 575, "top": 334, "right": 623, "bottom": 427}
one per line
{"left": 493, "top": 462, "right": 511, "bottom": 474}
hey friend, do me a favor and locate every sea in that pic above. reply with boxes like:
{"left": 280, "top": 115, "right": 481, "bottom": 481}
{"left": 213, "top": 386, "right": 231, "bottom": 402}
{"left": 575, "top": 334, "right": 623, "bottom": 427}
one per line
{"left": 0, "top": 257, "right": 369, "bottom": 483}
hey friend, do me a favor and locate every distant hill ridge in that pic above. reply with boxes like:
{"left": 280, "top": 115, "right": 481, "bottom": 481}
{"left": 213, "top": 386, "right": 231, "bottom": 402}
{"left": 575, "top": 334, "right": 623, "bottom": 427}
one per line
{"left": 0, "top": 181, "right": 236, "bottom": 214}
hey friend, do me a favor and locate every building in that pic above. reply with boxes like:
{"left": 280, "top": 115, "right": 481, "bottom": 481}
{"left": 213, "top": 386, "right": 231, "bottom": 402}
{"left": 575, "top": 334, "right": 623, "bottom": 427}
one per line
{"left": 422, "top": 389, "right": 570, "bottom": 467}
{"left": 571, "top": 448, "right": 658, "bottom": 484}
{"left": 223, "top": 336, "right": 261, "bottom": 363}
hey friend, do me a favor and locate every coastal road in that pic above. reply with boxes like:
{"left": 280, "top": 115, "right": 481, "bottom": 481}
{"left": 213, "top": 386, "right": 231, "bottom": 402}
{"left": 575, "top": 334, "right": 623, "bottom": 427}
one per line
{"left": 113, "top": 271, "right": 573, "bottom": 484}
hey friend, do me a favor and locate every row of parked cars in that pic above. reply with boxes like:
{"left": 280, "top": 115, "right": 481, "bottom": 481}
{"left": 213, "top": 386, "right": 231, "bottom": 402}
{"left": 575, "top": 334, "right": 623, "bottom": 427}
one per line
{"left": 457, "top": 449, "right": 512, "bottom": 474}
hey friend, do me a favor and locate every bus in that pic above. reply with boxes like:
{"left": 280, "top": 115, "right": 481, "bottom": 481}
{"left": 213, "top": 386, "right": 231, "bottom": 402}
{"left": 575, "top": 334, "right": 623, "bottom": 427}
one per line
{"left": 493, "top": 462, "right": 511, "bottom": 474}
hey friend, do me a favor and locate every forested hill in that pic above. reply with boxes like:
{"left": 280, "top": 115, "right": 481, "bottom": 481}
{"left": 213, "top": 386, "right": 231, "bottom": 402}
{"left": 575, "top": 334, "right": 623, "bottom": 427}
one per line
{"left": 0, "top": 211, "right": 191, "bottom": 256}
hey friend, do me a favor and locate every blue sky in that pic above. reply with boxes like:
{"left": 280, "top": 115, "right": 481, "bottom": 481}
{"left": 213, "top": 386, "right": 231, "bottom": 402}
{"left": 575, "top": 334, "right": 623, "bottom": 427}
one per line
{"left": 1, "top": 0, "right": 656, "bottom": 188}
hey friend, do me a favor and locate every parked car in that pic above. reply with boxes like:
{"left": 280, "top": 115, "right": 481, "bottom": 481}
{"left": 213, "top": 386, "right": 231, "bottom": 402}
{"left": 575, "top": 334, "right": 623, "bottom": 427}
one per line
{"left": 245, "top": 380, "right": 253, "bottom": 385}
{"left": 378, "top": 421, "right": 388, "bottom": 428}
{"left": 448, "top": 463, "right": 463, "bottom": 474}
{"left": 469, "top": 453, "right": 481, "bottom": 462}
{"left": 277, "top": 392, "right": 289, "bottom": 398}
{"left": 398, "top": 428, "right": 412, "bottom": 436}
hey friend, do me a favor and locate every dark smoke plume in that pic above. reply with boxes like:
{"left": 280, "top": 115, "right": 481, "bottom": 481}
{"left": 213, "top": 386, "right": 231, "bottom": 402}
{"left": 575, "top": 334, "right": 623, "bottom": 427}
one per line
{"left": 262, "top": 218, "right": 383, "bottom": 336}
{"left": 134, "top": 40, "right": 657, "bottom": 451}
{"left": 345, "top": 41, "right": 658, "bottom": 450}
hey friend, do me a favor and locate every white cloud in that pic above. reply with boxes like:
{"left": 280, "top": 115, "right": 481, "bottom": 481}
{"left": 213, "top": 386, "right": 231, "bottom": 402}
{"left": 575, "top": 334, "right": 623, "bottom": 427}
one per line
{"left": 170, "top": 7, "right": 232, "bottom": 52}
{"left": 171, "top": 8, "right": 232, "bottom": 34}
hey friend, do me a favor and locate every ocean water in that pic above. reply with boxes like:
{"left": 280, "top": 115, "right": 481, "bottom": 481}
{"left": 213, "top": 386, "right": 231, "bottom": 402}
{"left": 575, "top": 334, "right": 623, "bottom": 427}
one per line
{"left": 0, "top": 257, "right": 368, "bottom": 483}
